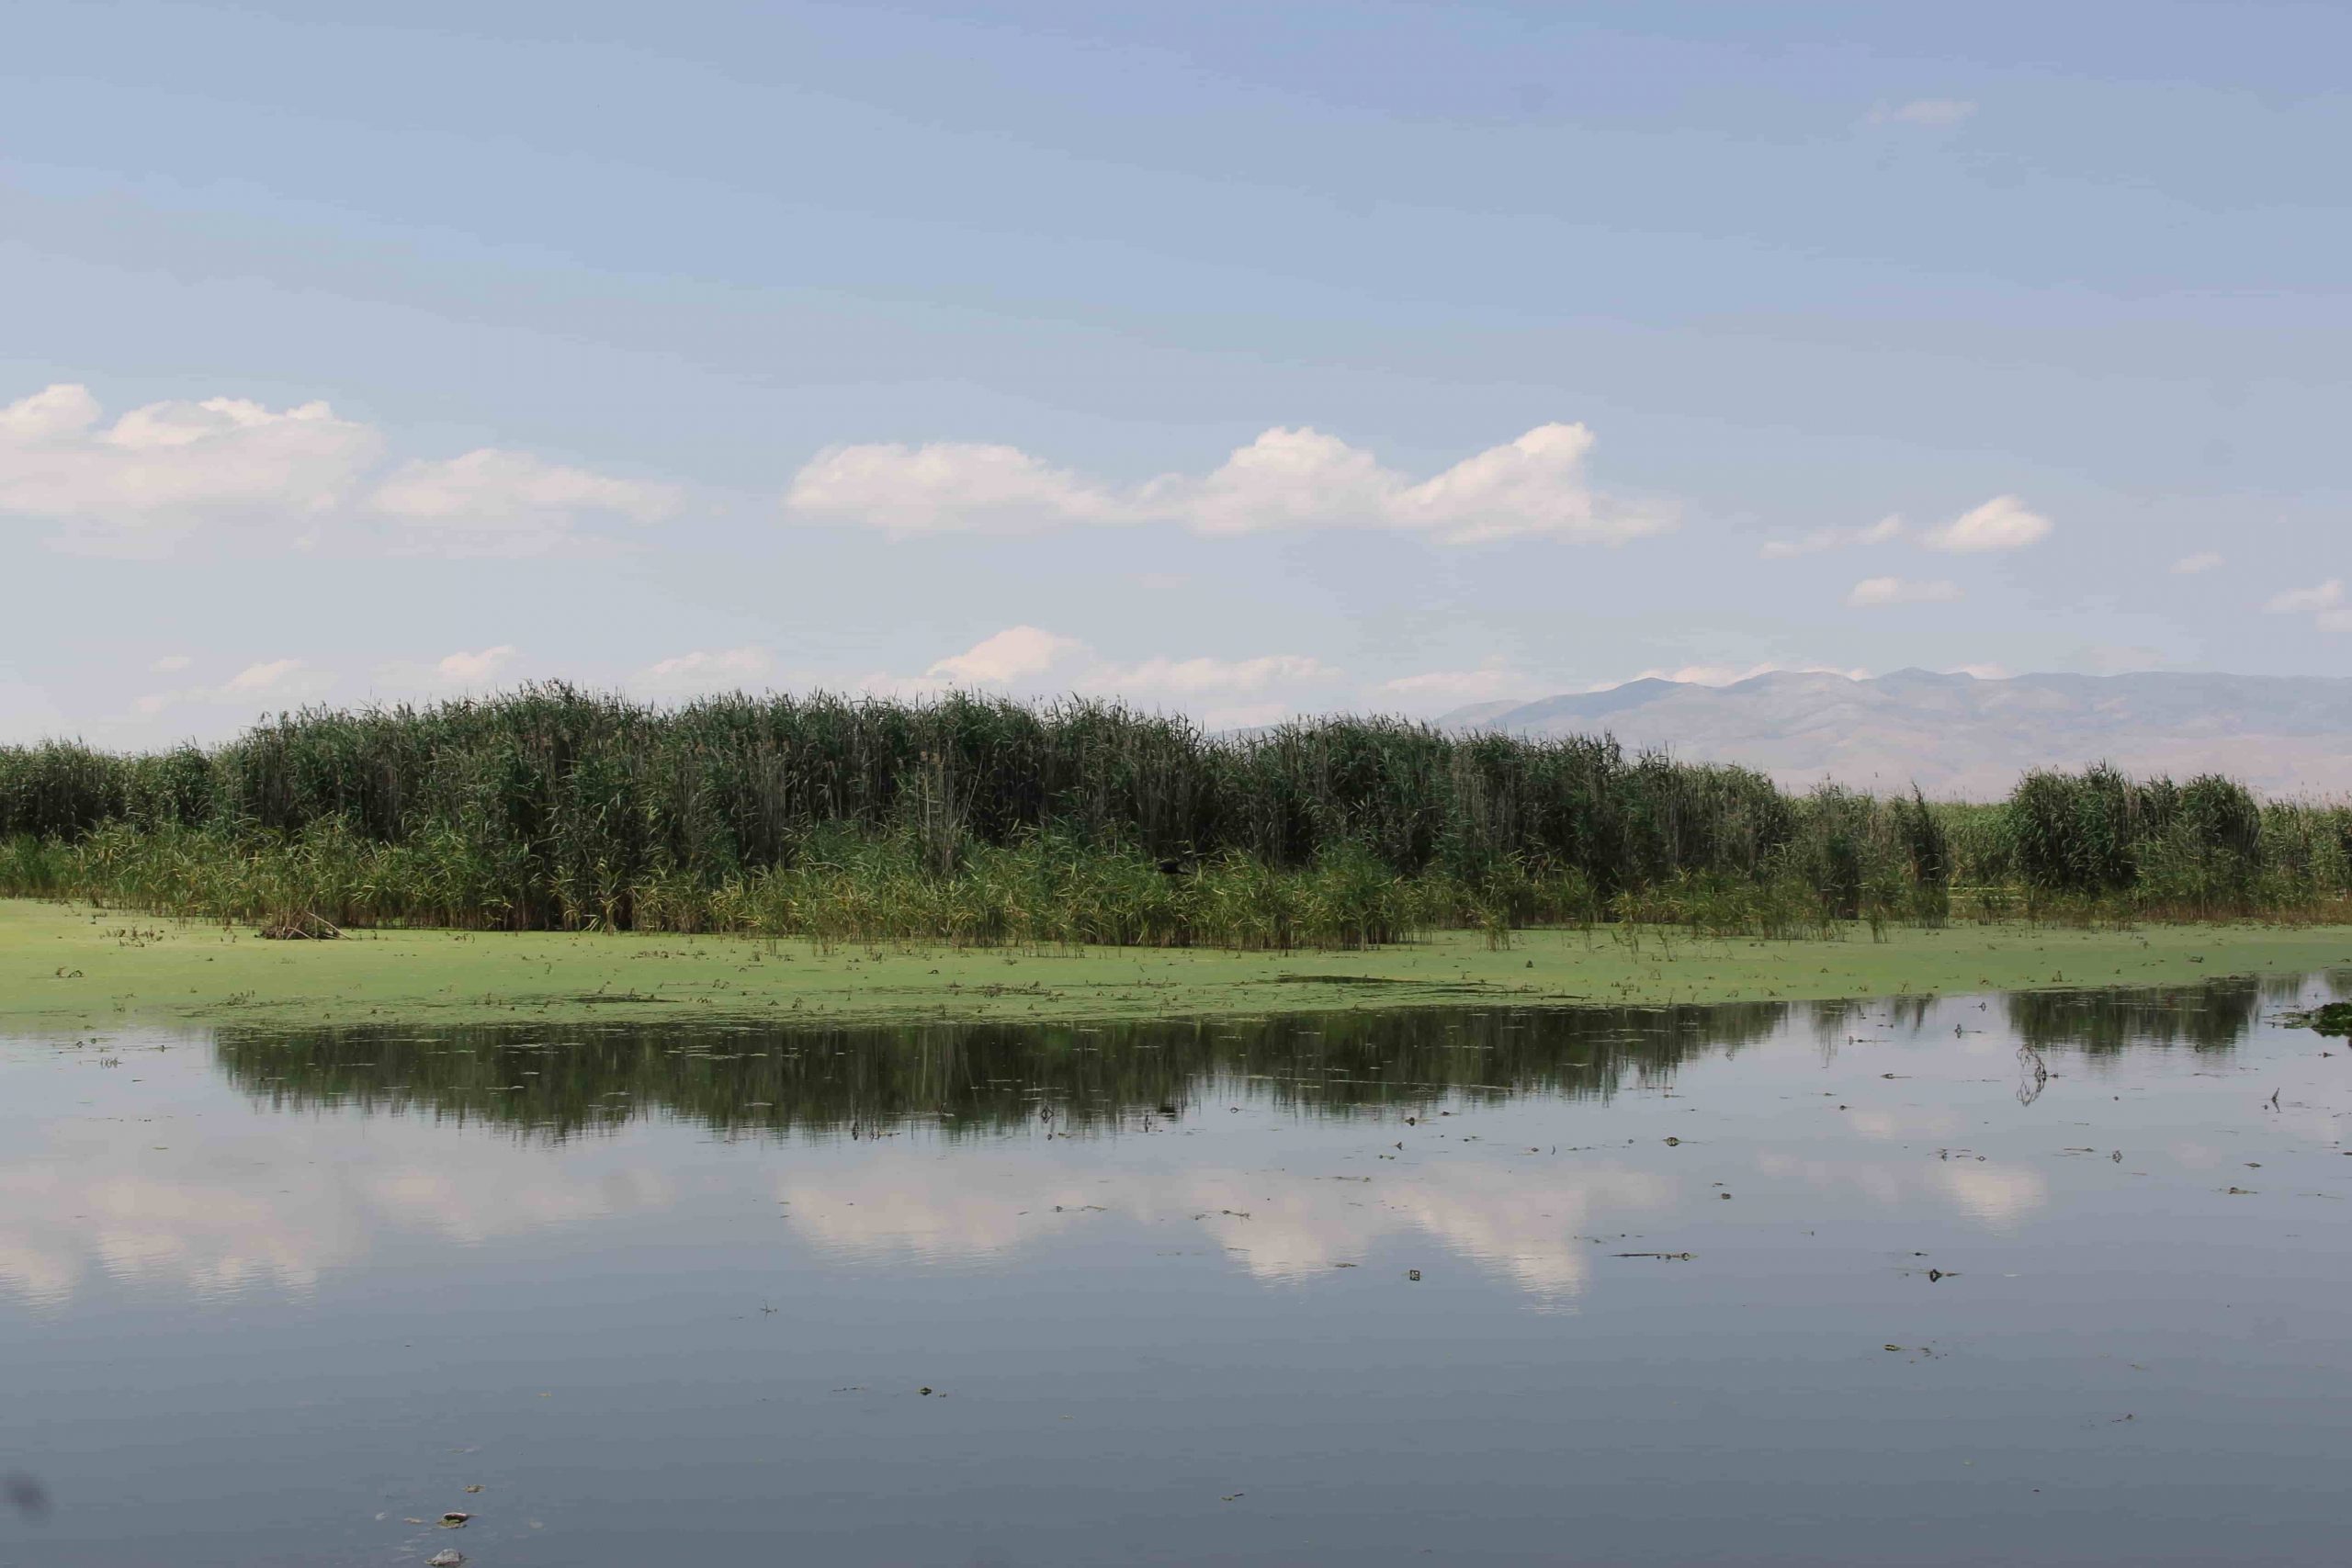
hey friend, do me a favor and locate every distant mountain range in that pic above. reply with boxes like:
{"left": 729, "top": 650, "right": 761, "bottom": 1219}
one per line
{"left": 1442, "top": 670, "right": 2352, "bottom": 799}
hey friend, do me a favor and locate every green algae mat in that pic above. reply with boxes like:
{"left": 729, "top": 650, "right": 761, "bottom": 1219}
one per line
{"left": 6, "top": 897, "right": 2349, "bottom": 1032}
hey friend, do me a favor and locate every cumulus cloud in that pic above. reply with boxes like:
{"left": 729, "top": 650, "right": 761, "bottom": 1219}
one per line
{"left": 1167, "top": 426, "right": 1402, "bottom": 536}
{"left": 1758, "top": 515, "right": 1904, "bottom": 558}
{"left": 786, "top": 443, "right": 1121, "bottom": 534}
{"left": 0, "top": 382, "right": 683, "bottom": 558}
{"left": 433, "top": 645, "right": 520, "bottom": 683}
{"left": 134, "top": 658, "right": 335, "bottom": 718}
{"left": 373, "top": 644, "right": 524, "bottom": 694}
{"left": 220, "top": 659, "right": 314, "bottom": 696}
{"left": 633, "top": 646, "right": 776, "bottom": 695}
{"left": 0, "top": 382, "right": 380, "bottom": 554}
{"left": 2265, "top": 579, "right": 2350, "bottom": 632}
{"left": 1082, "top": 653, "right": 1335, "bottom": 700}
{"left": 870, "top": 627, "right": 1339, "bottom": 728}
{"left": 2264, "top": 579, "right": 2343, "bottom": 615}
{"left": 371, "top": 449, "right": 680, "bottom": 554}
{"left": 1378, "top": 664, "right": 1534, "bottom": 705}
{"left": 785, "top": 423, "right": 1670, "bottom": 545}
{"left": 2170, "top": 551, "right": 2223, "bottom": 576}
{"left": 1848, "top": 576, "right": 1962, "bottom": 608}
{"left": 924, "top": 626, "right": 1083, "bottom": 686}
{"left": 1873, "top": 97, "right": 1977, "bottom": 127}
{"left": 1920, "top": 494, "right": 2052, "bottom": 553}
{"left": 149, "top": 654, "right": 193, "bottom": 673}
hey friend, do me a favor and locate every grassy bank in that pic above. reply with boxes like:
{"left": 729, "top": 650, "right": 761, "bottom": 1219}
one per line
{"left": 5, "top": 897, "right": 2346, "bottom": 1032}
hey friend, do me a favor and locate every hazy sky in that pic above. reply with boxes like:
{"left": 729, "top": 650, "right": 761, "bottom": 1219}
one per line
{"left": 5, "top": 0, "right": 2348, "bottom": 745}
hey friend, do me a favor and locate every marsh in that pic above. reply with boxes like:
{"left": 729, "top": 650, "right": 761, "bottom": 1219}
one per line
{"left": 6, "top": 973, "right": 2351, "bottom": 1565}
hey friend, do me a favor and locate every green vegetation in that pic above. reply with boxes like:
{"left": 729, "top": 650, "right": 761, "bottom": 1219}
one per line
{"left": 3, "top": 687, "right": 2348, "bottom": 944}
{"left": 4, "top": 897, "right": 2346, "bottom": 1032}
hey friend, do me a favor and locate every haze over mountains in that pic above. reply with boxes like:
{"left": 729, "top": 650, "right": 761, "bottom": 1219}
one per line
{"left": 1443, "top": 671, "right": 2352, "bottom": 800}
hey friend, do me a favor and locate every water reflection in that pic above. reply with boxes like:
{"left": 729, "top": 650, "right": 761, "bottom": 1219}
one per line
{"left": 11, "top": 975, "right": 2352, "bottom": 1567}
{"left": 2004, "top": 973, "right": 2300, "bottom": 1054}
{"left": 203, "top": 976, "right": 2296, "bottom": 1144}
{"left": 211, "top": 1001, "right": 1790, "bottom": 1140}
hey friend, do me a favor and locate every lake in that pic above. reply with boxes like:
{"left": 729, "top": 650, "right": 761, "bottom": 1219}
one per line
{"left": 6, "top": 974, "right": 2350, "bottom": 1566}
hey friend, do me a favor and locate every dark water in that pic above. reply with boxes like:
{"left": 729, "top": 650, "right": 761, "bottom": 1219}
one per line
{"left": 6, "top": 974, "right": 2352, "bottom": 1567}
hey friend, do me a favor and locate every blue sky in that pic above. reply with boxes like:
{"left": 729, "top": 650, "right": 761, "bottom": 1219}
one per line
{"left": 4, "top": 0, "right": 2347, "bottom": 742}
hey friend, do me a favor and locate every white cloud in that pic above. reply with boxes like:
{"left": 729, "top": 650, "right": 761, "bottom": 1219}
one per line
{"left": 1758, "top": 515, "right": 1904, "bottom": 558}
{"left": 925, "top": 626, "right": 1084, "bottom": 686}
{"left": 370, "top": 449, "right": 680, "bottom": 555}
{"left": 220, "top": 659, "right": 312, "bottom": 696}
{"left": 2265, "top": 580, "right": 2351, "bottom": 633}
{"left": 1165, "top": 426, "right": 1400, "bottom": 536}
{"left": 134, "top": 658, "right": 335, "bottom": 718}
{"left": 1874, "top": 97, "right": 1977, "bottom": 127}
{"left": 0, "top": 383, "right": 102, "bottom": 442}
{"left": 1, "top": 382, "right": 683, "bottom": 559}
{"left": 372, "top": 644, "right": 524, "bottom": 694}
{"left": 786, "top": 442, "right": 1120, "bottom": 534}
{"left": 633, "top": 646, "right": 775, "bottom": 695}
{"left": 1379, "top": 664, "right": 1534, "bottom": 705}
{"left": 1920, "top": 494, "right": 2052, "bottom": 553}
{"left": 1945, "top": 662, "right": 2011, "bottom": 680}
{"left": 1848, "top": 576, "right": 1962, "bottom": 608}
{"left": 435, "top": 645, "right": 519, "bottom": 683}
{"left": 785, "top": 423, "right": 1670, "bottom": 546}
{"left": 2265, "top": 579, "right": 2343, "bottom": 615}
{"left": 2170, "top": 551, "right": 2223, "bottom": 576}
{"left": 148, "top": 654, "right": 193, "bottom": 673}
{"left": 1385, "top": 423, "right": 1666, "bottom": 544}
{"left": 0, "top": 383, "right": 380, "bottom": 554}
{"left": 867, "top": 627, "right": 1337, "bottom": 728}
{"left": 1083, "top": 653, "right": 1338, "bottom": 699}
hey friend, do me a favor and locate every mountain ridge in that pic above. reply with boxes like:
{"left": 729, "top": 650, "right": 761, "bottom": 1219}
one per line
{"left": 1442, "top": 670, "right": 2352, "bottom": 799}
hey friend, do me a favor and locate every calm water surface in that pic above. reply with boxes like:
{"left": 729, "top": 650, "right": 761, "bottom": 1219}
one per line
{"left": 6, "top": 974, "right": 2352, "bottom": 1566}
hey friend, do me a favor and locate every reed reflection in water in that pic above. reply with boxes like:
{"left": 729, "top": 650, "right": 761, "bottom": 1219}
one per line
{"left": 209, "top": 974, "right": 2302, "bottom": 1145}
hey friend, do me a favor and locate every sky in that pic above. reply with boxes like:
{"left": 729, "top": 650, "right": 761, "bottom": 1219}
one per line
{"left": 4, "top": 0, "right": 2348, "bottom": 746}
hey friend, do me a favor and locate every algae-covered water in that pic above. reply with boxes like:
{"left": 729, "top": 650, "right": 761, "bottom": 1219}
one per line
{"left": 8, "top": 897, "right": 2352, "bottom": 1031}
{"left": 6, "top": 975, "right": 2352, "bottom": 1565}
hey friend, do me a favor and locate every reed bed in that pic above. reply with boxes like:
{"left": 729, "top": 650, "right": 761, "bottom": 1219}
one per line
{"left": 2, "top": 686, "right": 2346, "bottom": 944}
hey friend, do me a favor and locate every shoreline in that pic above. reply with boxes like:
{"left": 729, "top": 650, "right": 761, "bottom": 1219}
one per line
{"left": 3, "top": 897, "right": 2347, "bottom": 1033}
